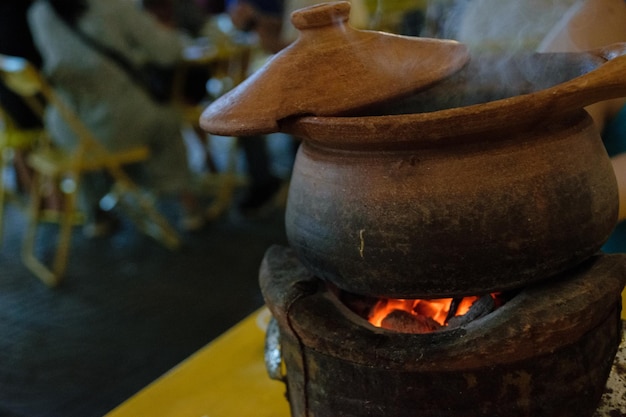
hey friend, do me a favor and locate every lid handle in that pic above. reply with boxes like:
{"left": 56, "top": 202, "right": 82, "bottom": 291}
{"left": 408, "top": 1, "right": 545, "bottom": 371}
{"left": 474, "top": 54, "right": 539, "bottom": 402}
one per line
{"left": 291, "top": 1, "right": 351, "bottom": 30}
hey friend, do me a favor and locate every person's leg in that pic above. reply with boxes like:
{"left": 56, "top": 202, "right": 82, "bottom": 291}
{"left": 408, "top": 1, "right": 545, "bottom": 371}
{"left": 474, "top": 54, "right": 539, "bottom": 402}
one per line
{"left": 238, "top": 135, "right": 282, "bottom": 213}
{"left": 240, "top": 135, "right": 274, "bottom": 184}
{"left": 81, "top": 171, "right": 120, "bottom": 238}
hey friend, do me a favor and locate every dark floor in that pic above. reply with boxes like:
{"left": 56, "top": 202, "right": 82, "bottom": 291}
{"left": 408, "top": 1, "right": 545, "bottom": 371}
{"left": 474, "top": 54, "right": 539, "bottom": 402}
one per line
{"left": 0, "top": 142, "right": 291, "bottom": 417}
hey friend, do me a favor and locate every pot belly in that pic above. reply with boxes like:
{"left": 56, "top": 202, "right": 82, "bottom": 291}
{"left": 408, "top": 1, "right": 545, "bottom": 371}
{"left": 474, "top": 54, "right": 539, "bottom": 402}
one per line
{"left": 285, "top": 114, "right": 618, "bottom": 297}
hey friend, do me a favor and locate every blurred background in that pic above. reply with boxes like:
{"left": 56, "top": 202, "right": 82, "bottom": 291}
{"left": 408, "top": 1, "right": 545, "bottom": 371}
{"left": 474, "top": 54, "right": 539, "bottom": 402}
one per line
{"left": 2, "top": 0, "right": 626, "bottom": 416}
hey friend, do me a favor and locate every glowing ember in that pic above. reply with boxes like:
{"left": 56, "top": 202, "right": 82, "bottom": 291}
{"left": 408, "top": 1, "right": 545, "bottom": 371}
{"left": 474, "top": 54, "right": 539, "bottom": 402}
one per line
{"left": 368, "top": 295, "right": 501, "bottom": 331}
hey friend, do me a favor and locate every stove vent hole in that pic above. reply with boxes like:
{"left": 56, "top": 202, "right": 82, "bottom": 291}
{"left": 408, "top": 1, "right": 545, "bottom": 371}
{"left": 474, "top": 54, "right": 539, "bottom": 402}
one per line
{"left": 339, "top": 289, "right": 515, "bottom": 334}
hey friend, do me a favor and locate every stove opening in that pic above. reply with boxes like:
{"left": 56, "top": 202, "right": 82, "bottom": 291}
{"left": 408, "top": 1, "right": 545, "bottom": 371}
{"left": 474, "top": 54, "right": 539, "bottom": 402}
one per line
{"left": 340, "top": 290, "right": 512, "bottom": 334}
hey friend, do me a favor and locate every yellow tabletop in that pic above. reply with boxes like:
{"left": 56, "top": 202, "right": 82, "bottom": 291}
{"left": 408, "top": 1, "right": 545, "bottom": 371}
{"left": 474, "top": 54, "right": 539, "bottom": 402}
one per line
{"left": 105, "top": 307, "right": 289, "bottom": 417}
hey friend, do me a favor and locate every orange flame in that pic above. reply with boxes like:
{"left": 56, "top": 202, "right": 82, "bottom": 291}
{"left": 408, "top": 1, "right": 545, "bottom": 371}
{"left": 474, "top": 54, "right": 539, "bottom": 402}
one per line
{"left": 368, "top": 296, "right": 486, "bottom": 328}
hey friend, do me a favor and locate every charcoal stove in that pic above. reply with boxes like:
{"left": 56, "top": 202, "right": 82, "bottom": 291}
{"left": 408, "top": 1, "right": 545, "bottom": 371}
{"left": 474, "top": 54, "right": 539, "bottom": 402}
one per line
{"left": 260, "top": 246, "right": 625, "bottom": 417}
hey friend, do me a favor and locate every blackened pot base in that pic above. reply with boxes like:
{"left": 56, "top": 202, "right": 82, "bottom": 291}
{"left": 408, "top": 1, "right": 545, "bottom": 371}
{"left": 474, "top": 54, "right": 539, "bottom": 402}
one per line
{"left": 260, "top": 245, "right": 626, "bottom": 417}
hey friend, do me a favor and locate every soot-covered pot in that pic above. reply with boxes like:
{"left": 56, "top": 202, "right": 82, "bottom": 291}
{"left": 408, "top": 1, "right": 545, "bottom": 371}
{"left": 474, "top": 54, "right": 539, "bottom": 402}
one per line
{"left": 201, "top": 2, "right": 626, "bottom": 298}
{"left": 284, "top": 111, "right": 617, "bottom": 298}
{"left": 282, "top": 47, "right": 626, "bottom": 298}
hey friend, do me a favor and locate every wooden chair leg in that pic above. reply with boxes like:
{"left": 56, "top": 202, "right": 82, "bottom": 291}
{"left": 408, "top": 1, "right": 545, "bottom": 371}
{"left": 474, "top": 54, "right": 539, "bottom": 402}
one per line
{"left": 131, "top": 191, "right": 181, "bottom": 251}
{"left": 137, "top": 203, "right": 182, "bottom": 251}
{"left": 0, "top": 149, "right": 7, "bottom": 244}
{"left": 191, "top": 124, "right": 218, "bottom": 173}
{"left": 106, "top": 181, "right": 181, "bottom": 251}
{"left": 22, "top": 170, "right": 180, "bottom": 287}
{"left": 50, "top": 174, "right": 79, "bottom": 280}
{"left": 205, "top": 137, "right": 245, "bottom": 220}
{"left": 21, "top": 171, "right": 62, "bottom": 287}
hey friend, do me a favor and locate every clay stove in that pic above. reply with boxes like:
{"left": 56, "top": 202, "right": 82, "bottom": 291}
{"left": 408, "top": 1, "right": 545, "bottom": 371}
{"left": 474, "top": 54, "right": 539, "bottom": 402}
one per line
{"left": 260, "top": 246, "right": 625, "bottom": 417}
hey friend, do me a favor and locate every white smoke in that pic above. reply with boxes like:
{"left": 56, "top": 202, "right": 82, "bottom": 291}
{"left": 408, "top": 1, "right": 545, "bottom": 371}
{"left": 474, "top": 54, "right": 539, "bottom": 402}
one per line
{"left": 453, "top": 0, "right": 579, "bottom": 53}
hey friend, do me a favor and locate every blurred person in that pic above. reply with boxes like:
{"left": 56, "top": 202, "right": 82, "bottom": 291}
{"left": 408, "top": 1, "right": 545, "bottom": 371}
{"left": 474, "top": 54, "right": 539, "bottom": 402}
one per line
{"left": 227, "top": 0, "right": 368, "bottom": 52}
{"left": 227, "top": 0, "right": 289, "bottom": 216}
{"left": 139, "top": 0, "right": 214, "bottom": 105}
{"left": 226, "top": 0, "right": 369, "bottom": 216}
{"left": 28, "top": 0, "right": 208, "bottom": 235}
{"left": 0, "top": 0, "right": 43, "bottom": 194}
{"left": 194, "top": 0, "right": 227, "bottom": 14}
{"left": 227, "top": 0, "right": 285, "bottom": 52}
{"left": 0, "top": 0, "right": 42, "bottom": 130}
{"left": 141, "top": 0, "right": 208, "bottom": 36}
{"left": 141, "top": 0, "right": 287, "bottom": 216}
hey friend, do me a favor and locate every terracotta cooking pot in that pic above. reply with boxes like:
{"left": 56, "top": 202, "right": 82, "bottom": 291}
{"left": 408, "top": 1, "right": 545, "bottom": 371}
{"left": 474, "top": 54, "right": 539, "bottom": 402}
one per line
{"left": 282, "top": 44, "right": 626, "bottom": 298}
{"left": 201, "top": 2, "right": 626, "bottom": 298}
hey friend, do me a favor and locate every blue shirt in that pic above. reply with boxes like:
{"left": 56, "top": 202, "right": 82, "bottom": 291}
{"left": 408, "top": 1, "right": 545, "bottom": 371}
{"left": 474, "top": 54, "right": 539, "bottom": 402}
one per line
{"left": 601, "top": 104, "right": 626, "bottom": 253}
{"left": 226, "top": 0, "right": 282, "bottom": 15}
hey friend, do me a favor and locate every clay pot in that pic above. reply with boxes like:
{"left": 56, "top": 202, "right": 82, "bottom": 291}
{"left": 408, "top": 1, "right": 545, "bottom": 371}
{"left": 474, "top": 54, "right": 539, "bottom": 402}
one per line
{"left": 282, "top": 44, "right": 626, "bottom": 298}
{"left": 199, "top": 2, "right": 626, "bottom": 298}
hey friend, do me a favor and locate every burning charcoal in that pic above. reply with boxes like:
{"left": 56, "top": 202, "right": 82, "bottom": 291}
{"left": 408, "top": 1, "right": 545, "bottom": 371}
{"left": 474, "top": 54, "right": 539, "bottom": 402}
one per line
{"left": 445, "top": 297, "right": 463, "bottom": 323}
{"left": 380, "top": 310, "right": 442, "bottom": 334}
{"left": 447, "top": 295, "right": 496, "bottom": 329}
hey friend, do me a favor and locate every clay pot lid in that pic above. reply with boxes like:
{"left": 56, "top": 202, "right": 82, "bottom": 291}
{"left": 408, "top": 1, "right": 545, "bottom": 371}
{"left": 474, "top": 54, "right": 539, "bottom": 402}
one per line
{"left": 200, "top": 1, "right": 470, "bottom": 137}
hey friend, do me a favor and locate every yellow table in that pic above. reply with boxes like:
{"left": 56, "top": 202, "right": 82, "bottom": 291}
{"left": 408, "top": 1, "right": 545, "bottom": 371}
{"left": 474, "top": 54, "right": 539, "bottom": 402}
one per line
{"left": 108, "top": 301, "right": 626, "bottom": 417}
{"left": 105, "top": 307, "right": 289, "bottom": 417}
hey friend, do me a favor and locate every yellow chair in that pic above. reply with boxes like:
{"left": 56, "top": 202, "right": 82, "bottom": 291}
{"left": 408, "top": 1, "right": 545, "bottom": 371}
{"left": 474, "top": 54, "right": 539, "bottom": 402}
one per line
{"left": 0, "top": 105, "right": 47, "bottom": 242}
{"left": 173, "top": 37, "right": 252, "bottom": 220}
{"left": 0, "top": 54, "right": 181, "bottom": 287}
